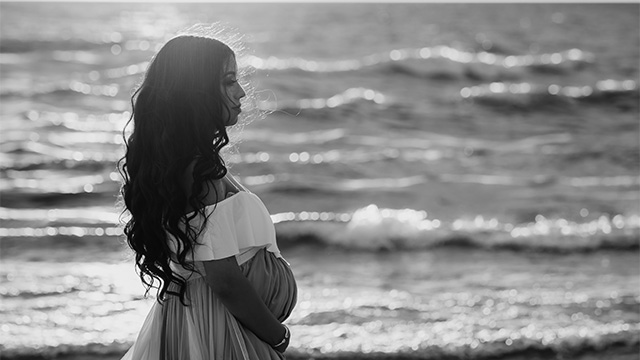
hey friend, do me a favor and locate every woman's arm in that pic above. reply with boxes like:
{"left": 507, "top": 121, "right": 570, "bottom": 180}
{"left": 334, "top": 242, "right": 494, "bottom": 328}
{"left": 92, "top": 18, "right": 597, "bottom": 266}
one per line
{"left": 203, "top": 257, "right": 289, "bottom": 351}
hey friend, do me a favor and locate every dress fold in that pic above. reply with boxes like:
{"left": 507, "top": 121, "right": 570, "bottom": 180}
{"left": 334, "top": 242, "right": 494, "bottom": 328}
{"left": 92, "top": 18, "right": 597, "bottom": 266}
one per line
{"left": 121, "top": 248, "right": 297, "bottom": 360}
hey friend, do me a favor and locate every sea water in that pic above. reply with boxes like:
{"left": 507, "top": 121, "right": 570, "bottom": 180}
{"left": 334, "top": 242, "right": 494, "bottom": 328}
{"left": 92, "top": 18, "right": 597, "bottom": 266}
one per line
{"left": 0, "top": 3, "right": 639, "bottom": 359}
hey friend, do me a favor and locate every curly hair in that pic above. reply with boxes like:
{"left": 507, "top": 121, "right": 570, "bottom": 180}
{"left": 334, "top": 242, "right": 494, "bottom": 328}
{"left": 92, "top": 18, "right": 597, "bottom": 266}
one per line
{"left": 118, "top": 34, "right": 238, "bottom": 305}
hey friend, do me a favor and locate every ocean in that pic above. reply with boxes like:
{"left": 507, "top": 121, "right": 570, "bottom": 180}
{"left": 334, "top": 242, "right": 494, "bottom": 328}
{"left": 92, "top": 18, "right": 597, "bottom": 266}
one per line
{"left": 0, "top": 2, "right": 639, "bottom": 359}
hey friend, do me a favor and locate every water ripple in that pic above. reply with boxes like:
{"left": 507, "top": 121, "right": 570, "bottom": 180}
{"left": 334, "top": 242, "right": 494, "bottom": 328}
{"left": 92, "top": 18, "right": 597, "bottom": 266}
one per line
{"left": 1, "top": 203, "right": 638, "bottom": 252}
{"left": 243, "top": 47, "right": 593, "bottom": 73}
{"left": 461, "top": 79, "right": 638, "bottom": 101}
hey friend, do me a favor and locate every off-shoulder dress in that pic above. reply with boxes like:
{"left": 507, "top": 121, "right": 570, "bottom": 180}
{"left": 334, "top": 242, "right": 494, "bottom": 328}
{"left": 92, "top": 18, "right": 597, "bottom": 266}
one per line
{"left": 121, "top": 181, "right": 297, "bottom": 360}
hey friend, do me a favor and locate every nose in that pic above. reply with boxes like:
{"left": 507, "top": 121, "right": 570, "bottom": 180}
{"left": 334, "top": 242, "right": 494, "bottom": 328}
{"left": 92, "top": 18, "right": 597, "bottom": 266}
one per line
{"left": 238, "top": 85, "right": 246, "bottom": 100}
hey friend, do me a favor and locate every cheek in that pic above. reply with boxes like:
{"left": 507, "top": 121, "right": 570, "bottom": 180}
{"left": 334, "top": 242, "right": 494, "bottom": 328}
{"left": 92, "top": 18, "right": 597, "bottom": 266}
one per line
{"left": 233, "top": 84, "right": 244, "bottom": 97}
{"left": 225, "top": 87, "right": 235, "bottom": 100}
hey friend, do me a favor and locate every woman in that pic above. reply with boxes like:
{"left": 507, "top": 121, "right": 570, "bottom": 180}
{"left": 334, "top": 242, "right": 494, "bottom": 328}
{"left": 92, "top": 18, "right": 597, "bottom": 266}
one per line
{"left": 118, "top": 29, "right": 297, "bottom": 360}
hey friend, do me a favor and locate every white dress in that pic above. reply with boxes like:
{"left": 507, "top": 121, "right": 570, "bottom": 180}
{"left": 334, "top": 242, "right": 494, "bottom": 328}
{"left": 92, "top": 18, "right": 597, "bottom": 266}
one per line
{"left": 121, "top": 190, "right": 297, "bottom": 360}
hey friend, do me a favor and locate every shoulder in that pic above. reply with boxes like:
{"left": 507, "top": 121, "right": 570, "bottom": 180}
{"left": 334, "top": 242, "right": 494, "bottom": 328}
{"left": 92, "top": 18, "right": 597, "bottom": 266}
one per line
{"left": 182, "top": 161, "right": 233, "bottom": 212}
{"left": 200, "top": 178, "right": 230, "bottom": 206}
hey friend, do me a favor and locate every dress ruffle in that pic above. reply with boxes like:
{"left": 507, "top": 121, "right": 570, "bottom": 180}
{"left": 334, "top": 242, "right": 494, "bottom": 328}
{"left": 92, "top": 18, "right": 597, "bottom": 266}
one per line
{"left": 167, "top": 191, "right": 282, "bottom": 263}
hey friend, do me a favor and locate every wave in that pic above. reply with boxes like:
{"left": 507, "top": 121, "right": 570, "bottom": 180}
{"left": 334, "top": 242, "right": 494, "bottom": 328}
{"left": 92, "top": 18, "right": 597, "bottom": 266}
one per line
{"left": 0, "top": 30, "right": 157, "bottom": 54}
{"left": 461, "top": 79, "right": 639, "bottom": 111}
{"left": 0, "top": 172, "right": 118, "bottom": 195}
{"left": 241, "top": 128, "right": 347, "bottom": 145}
{"left": 3, "top": 157, "right": 638, "bottom": 195}
{"left": 0, "top": 206, "right": 120, "bottom": 224}
{"left": 92, "top": 46, "right": 592, "bottom": 83}
{"left": 0, "top": 80, "right": 120, "bottom": 98}
{"left": 4, "top": 108, "right": 633, "bottom": 172}
{"left": 0, "top": 38, "right": 108, "bottom": 53}
{"left": 272, "top": 204, "right": 640, "bottom": 253}
{"left": 240, "top": 173, "right": 640, "bottom": 190}
{"left": 240, "top": 128, "right": 573, "bottom": 150}
{"left": 15, "top": 110, "right": 130, "bottom": 132}
{"left": 1, "top": 204, "right": 638, "bottom": 253}
{"left": 87, "top": 61, "right": 150, "bottom": 80}
{"left": 241, "top": 47, "right": 593, "bottom": 73}
{"left": 254, "top": 79, "right": 636, "bottom": 116}
{"left": 231, "top": 132, "right": 575, "bottom": 164}
{"left": 1, "top": 130, "right": 122, "bottom": 148}
{"left": 0, "top": 140, "right": 120, "bottom": 165}
{"left": 259, "top": 87, "right": 388, "bottom": 114}
{"left": 1, "top": 166, "right": 638, "bottom": 200}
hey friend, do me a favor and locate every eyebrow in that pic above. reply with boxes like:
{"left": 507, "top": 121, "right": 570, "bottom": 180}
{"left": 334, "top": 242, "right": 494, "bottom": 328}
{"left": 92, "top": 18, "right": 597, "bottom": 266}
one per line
{"left": 224, "top": 71, "right": 237, "bottom": 77}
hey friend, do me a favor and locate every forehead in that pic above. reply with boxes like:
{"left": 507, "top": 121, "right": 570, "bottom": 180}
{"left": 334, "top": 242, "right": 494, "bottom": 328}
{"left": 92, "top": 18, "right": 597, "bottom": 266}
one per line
{"left": 223, "top": 57, "right": 238, "bottom": 74}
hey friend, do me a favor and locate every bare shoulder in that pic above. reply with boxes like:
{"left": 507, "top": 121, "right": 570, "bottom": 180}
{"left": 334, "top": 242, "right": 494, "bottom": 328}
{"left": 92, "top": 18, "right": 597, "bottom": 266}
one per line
{"left": 181, "top": 161, "right": 231, "bottom": 212}
{"left": 200, "top": 178, "right": 228, "bottom": 205}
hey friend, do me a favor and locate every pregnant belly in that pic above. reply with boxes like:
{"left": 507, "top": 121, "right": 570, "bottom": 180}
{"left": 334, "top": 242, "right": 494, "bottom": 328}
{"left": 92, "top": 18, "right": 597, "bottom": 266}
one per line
{"left": 240, "top": 248, "right": 297, "bottom": 322}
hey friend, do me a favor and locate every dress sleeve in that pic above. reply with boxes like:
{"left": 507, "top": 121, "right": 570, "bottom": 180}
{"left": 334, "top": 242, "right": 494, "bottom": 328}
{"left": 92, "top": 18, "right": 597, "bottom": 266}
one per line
{"left": 172, "top": 192, "right": 280, "bottom": 262}
{"left": 190, "top": 205, "right": 242, "bottom": 261}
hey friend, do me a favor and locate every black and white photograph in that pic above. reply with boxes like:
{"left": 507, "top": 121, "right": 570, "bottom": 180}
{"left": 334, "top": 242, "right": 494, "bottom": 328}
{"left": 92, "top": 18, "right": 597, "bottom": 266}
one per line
{"left": 0, "top": 1, "right": 639, "bottom": 359}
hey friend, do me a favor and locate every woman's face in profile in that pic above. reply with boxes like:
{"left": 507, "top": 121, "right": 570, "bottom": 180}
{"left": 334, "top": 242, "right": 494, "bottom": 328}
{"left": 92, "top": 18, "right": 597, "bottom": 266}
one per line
{"left": 221, "top": 57, "right": 246, "bottom": 126}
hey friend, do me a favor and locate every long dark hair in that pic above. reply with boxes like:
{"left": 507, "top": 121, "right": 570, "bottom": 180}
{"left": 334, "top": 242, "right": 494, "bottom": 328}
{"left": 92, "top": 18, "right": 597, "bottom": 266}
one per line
{"left": 118, "top": 34, "right": 236, "bottom": 304}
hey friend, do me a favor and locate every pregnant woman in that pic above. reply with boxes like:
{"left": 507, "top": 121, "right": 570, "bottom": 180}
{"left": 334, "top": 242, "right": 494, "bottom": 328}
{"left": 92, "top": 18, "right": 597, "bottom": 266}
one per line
{"left": 118, "top": 27, "right": 297, "bottom": 359}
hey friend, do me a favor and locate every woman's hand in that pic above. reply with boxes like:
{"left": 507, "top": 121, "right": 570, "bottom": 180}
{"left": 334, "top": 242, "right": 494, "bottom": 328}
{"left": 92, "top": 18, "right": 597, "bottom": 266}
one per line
{"left": 203, "top": 257, "right": 287, "bottom": 347}
{"left": 272, "top": 324, "right": 290, "bottom": 353}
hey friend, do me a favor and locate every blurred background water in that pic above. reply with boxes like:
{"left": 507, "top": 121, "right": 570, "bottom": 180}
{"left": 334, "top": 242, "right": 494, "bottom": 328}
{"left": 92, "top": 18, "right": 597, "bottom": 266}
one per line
{"left": 0, "top": 2, "right": 639, "bottom": 359}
